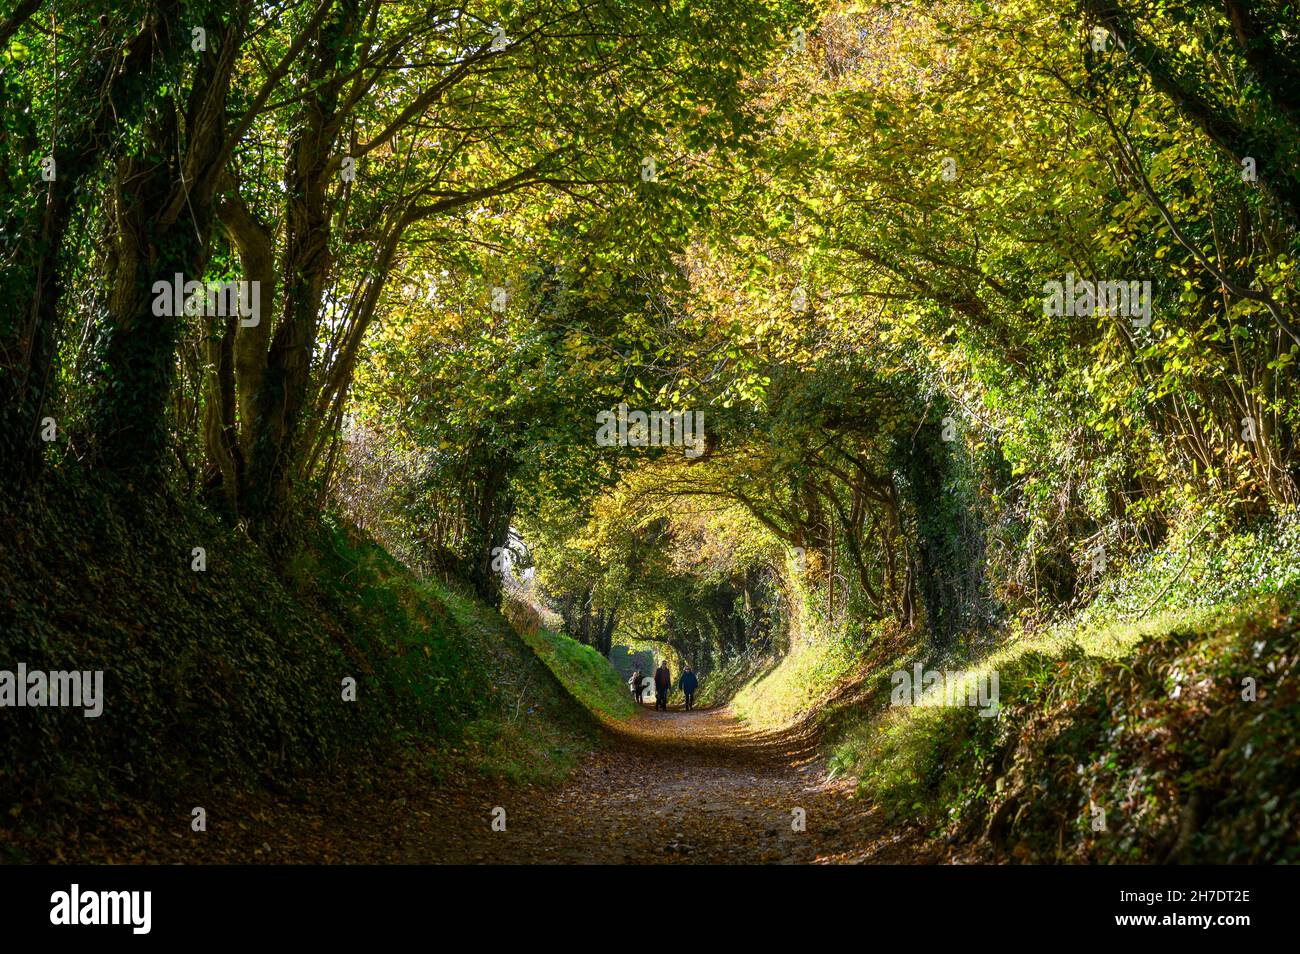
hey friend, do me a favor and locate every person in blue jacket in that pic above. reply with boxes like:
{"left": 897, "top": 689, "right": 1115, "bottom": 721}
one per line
{"left": 679, "top": 665, "right": 698, "bottom": 711}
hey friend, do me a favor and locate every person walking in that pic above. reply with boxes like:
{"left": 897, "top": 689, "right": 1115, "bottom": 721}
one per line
{"left": 654, "top": 660, "right": 671, "bottom": 711}
{"left": 629, "top": 669, "right": 643, "bottom": 705}
{"left": 680, "top": 665, "right": 698, "bottom": 711}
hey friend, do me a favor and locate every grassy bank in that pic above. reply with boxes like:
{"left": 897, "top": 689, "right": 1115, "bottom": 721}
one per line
{"left": 713, "top": 512, "right": 1300, "bottom": 862}
{"left": 515, "top": 625, "right": 637, "bottom": 722}
{"left": 0, "top": 472, "right": 593, "bottom": 861}
{"left": 728, "top": 573, "right": 899, "bottom": 732}
{"left": 823, "top": 512, "right": 1300, "bottom": 862}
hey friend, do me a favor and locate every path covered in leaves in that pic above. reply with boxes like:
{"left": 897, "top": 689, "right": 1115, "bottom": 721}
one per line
{"left": 454, "top": 706, "right": 926, "bottom": 864}
{"left": 63, "top": 706, "right": 927, "bottom": 864}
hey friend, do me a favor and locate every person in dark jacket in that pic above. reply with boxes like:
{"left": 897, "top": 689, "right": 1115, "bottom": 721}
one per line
{"left": 654, "top": 661, "right": 671, "bottom": 711}
{"left": 679, "top": 666, "right": 698, "bottom": 711}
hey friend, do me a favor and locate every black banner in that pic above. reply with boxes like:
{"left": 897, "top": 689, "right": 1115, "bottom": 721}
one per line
{"left": 0, "top": 864, "right": 1286, "bottom": 942}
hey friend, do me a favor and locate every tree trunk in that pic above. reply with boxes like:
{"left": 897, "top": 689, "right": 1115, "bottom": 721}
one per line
{"left": 89, "top": 6, "right": 243, "bottom": 479}
{"left": 244, "top": 0, "right": 357, "bottom": 536}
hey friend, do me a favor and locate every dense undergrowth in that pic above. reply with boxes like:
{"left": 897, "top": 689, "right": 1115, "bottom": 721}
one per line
{"left": 719, "top": 512, "right": 1300, "bottom": 862}
{"left": 0, "top": 473, "right": 594, "bottom": 860}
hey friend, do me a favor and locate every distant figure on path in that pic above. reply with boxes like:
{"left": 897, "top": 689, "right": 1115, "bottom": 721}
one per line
{"left": 680, "top": 666, "right": 698, "bottom": 711}
{"left": 629, "top": 669, "right": 643, "bottom": 705}
{"left": 654, "top": 661, "right": 671, "bottom": 711}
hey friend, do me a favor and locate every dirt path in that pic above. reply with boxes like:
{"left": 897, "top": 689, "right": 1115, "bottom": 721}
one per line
{"left": 58, "top": 704, "right": 927, "bottom": 864}
{"left": 436, "top": 705, "right": 927, "bottom": 864}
